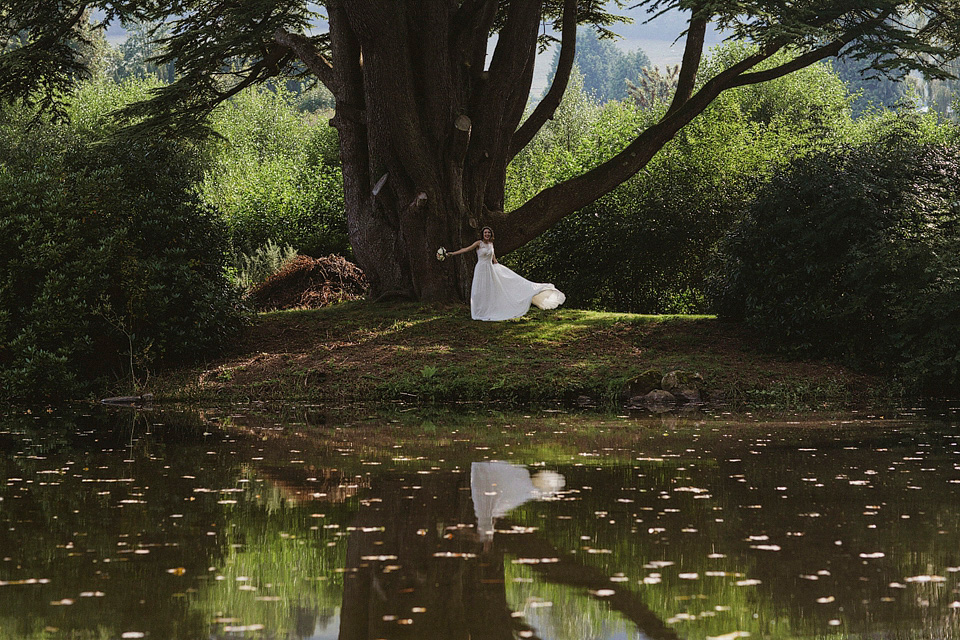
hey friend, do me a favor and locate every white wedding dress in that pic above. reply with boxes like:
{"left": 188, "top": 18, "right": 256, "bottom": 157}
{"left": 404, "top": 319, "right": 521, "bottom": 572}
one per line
{"left": 470, "top": 242, "right": 565, "bottom": 321}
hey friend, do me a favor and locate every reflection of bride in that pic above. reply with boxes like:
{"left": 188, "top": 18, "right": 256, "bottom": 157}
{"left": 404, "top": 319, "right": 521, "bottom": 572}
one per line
{"left": 444, "top": 226, "right": 565, "bottom": 321}
{"left": 471, "top": 461, "right": 565, "bottom": 541}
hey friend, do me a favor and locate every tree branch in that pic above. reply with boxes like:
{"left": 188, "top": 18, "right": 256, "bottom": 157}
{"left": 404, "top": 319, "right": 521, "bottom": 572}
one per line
{"left": 0, "top": 2, "right": 91, "bottom": 111}
{"left": 495, "top": 47, "right": 775, "bottom": 254}
{"left": 496, "top": 9, "right": 893, "bottom": 256}
{"left": 499, "top": 4, "right": 906, "bottom": 250}
{"left": 509, "top": 0, "right": 577, "bottom": 158}
{"left": 467, "top": 0, "right": 543, "bottom": 186}
{"left": 665, "top": 11, "right": 707, "bottom": 117}
{"left": 213, "top": 45, "right": 292, "bottom": 102}
{"left": 482, "top": 0, "right": 544, "bottom": 120}
{"left": 273, "top": 28, "right": 340, "bottom": 96}
{"left": 730, "top": 16, "right": 887, "bottom": 88}
{"left": 730, "top": 41, "right": 850, "bottom": 87}
{"left": 42, "top": 2, "right": 91, "bottom": 47}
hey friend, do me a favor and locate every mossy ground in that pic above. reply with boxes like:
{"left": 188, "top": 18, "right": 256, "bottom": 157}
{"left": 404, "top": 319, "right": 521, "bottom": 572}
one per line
{"left": 153, "top": 301, "right": 893, "bottom": 409}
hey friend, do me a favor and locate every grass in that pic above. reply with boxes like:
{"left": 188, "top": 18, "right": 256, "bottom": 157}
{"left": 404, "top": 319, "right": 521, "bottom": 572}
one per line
{"left": 152, "top": 300, "right": 894, "bottom": 409}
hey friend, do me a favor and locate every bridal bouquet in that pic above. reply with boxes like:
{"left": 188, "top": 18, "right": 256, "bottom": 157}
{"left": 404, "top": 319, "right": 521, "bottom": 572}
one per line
{"left": 436, "top": 247, "right": 448, "bottom": 261}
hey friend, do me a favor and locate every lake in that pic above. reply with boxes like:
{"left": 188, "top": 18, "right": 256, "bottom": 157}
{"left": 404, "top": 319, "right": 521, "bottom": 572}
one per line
{"left": 1, "top": 404, "right": 959, "bottom": 639}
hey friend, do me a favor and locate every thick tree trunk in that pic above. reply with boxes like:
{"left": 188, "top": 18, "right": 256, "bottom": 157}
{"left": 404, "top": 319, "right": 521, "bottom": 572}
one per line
{"left": 328, "top": 0, "right": 502, "bottom": 302}
{"left": 298, "top": 0, "right": 574, "bottom": 302}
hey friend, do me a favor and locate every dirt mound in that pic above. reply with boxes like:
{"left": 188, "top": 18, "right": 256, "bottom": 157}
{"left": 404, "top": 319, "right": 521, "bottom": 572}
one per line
{"left": 248, "top": 255, "right": 367, "bottom": 311}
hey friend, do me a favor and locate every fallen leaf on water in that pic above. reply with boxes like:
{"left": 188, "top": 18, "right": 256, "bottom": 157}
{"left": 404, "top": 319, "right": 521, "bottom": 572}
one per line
{"left": 905, "top": 575, "right": 945, "bottom": 583}
{"left": 707, "top": 632, "right": 751, "bottom": 640}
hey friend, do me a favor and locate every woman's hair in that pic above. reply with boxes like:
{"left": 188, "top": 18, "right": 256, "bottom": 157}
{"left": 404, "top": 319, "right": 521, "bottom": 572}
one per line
{"left": 480, "top": 226, "right": 495, "bottom": 241}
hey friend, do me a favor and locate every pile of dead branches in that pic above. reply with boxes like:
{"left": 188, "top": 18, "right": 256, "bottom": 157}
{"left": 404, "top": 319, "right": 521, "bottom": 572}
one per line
{"left": 248, "top": 255, "right": 367, "bottom": 311}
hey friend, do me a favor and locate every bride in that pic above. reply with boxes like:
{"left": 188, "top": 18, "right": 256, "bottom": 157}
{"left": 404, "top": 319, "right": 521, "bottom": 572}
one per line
{"left": 443, "top": 227, "right": 565, "bottom": 321}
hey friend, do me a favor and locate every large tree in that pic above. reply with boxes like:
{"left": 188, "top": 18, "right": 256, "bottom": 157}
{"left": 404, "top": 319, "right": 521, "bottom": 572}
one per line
{"left": 2, "top": 1, "right": 959, "bottom": 302}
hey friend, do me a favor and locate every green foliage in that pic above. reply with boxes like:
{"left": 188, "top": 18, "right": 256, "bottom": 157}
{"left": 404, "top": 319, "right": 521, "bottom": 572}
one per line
{"left": 915, "top": 58, "right": 960, "bottom": 117}
{"left": 201, "top": 86, "right": 349, "bottom": 258}
{"left": 507, "top": 46, "right": 854, "bottom": 313}
{"left": 710, "top": 114, "right": 960, "bottom": 393}
{"left": 0, "top": 3, "right": 100, "bottom": 118}
{"left": 627, "top": 65, "right": 679, "bottom": 109}
{"left": 0, "top": 80, "right": 244, "bottom": 401}
{"left": 232, "top": 240, "right": 299, "bottom": 291}
{"left": 292, "top": 84, "right": 336, "bottom": 112}
{"left": 8, "top": 2, "right": 957, "bottom": 133}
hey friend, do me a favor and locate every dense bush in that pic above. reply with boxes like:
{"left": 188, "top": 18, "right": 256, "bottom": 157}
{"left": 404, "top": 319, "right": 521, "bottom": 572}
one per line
{"left": 0, "top": 84, "right": 244, "bottom": 401}
{"left": 201, "top": 87, "right": 349, "bottom": 259}
{"left": 505, "top": 46, "right": 853, "bottom": 313}
{"left": 710, "top": 115, "right": 960, "bottom": 393}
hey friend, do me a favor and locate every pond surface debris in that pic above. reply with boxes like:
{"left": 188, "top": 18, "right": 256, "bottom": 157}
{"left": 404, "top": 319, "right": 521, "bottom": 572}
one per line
{"left": 0, "top": 404, "right": 959, "bottom": 639}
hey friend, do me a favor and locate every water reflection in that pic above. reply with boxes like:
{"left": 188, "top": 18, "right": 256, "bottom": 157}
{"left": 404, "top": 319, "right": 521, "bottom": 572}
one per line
{"left": 0, "top": 406, "right": 959, "bottom": 639}
{"left": 472, "top": 461, "right": 565, "bottom": 541}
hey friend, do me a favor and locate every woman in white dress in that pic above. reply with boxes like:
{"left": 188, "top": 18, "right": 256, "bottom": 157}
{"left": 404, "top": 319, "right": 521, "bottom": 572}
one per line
{"left": 444, "top": 227, "right": 565, "bottom": 321}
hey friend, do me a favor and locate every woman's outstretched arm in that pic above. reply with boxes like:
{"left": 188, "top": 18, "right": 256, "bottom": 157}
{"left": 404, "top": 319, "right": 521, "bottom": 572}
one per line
{"left": 447, "top": 240, "right": 481, "bottom": 256}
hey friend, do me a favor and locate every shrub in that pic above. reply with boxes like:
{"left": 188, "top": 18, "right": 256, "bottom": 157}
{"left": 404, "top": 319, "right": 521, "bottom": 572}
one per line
{"left": 201, "top": 87, "right": 349, "bottom": 258}
{"left": 0, "top": 89, "right": 244, "bottom": 401}
{"left": 710, "top": 114, "right": 960, "bottom": 393}
{"left": 232, "top": 240, "right": 299, "bottom": 291}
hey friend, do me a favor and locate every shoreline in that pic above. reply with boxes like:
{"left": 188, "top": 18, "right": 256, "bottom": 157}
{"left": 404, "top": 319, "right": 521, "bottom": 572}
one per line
{"left": 150, "top": 301, "right": 897, "bottom": 411}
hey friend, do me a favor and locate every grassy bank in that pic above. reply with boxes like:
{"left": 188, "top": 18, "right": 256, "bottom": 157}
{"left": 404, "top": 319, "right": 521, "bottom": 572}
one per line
{"left": 152, "top": 301, "right": 894, "bottom": 409}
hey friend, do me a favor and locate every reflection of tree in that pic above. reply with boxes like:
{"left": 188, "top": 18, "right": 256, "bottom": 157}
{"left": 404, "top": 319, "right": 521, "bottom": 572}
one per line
{"left": 337, "top": 469, "right": 676, "bottom": 640}
{"left": 0, "top": 408, "right": 348, "bottom": 640}
{"left": 497, "top": 516, "right": 678, "bottom": 640}
{"left": 338, "top": 471, "right": 519, "bottom": 639}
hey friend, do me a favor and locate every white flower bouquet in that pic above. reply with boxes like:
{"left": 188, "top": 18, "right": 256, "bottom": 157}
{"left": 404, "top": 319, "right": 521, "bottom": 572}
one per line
{"left": 436, "top": 247, "right": 448, "bottom": 261}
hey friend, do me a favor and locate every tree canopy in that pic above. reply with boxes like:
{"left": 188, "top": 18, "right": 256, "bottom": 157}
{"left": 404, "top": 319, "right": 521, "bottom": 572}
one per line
{"left": 3, "top": 1, "right": 960, "bottom": 302}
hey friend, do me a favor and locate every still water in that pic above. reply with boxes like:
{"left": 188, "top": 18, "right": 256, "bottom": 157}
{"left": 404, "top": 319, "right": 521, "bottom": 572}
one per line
{"left": 1, "top": 405, "right": 960, "bottom": 640}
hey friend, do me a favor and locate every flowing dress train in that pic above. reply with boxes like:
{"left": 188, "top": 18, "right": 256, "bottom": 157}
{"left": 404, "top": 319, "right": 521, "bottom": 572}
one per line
{"left": 470, "top": 242, "right": 565, "bottom": 321}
